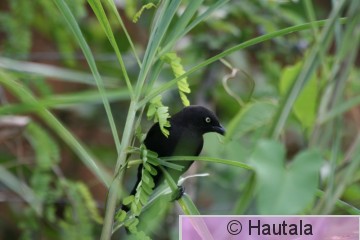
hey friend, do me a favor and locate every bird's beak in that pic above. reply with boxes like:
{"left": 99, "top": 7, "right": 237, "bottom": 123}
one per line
{"left": 213, "top": 124, "right": 226, "bottom": 135}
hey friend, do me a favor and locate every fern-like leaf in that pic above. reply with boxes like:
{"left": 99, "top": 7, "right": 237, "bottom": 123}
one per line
{"left": 76, "top": 182, "right": 103, "bottom": 224}
{"left": 162, "top": 52, "right": 191, "bottom": 106}
{"left": 116, "top": 145, "right": 159, "bottom": 236}
{"left": 147, "top": 95, "right": 171, "bottom": 137}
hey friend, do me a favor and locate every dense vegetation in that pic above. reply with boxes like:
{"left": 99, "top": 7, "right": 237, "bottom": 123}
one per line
{"left": 0, "top": 0, "right": 359, "bottom": 239}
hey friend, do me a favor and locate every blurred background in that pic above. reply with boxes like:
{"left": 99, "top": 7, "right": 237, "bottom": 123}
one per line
{"left": 0, "top": 0, "right": 359, "bottom": 239}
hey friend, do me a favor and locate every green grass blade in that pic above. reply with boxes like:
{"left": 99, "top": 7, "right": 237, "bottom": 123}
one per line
{"left": 269, "top": 0, "right": 347, "bottom": 138}
{"left": 316, "top": 190, "right": 360, "bottom": 214}
{"left": 0, "top": 88, "right": 129, "bottom": 115}
{"left": 178, "top": 194, "right": 201, "bottom": 215}
{"left": 87, "top": 0, "right": 134, "bottom": 96}
{"left": 316, "top": 1, "right": 360, "bottom": 213}
{"left": 303, "top": 0, "right": 319, "bottom": 35}
{"left": 335, "top": 197, "right": 360, "bottom": 215}
{"left": 0, "top": 56, "right": 117, "bottom": 87}
{"left": 134, "top": 0, "right": 181, "bottom": 97}
{"left": 161, "top": 156, "right": 253, "bottom": 170}
{"left": 138, "top": 18, "right": 347, "bottom": 108}
{"left": 159, "top": 0, "right": 230, "bottom": 56}
{"left": 103, "top": 0, "right": 141, "bottom": 67}
{"left": 319, "top": 94, "right": 360, "bottom": 124}
{"left": 0, "top": 165, "right": 42, "bottom": 216}
{"left": 321, "top": 134, "right": 360, "bottom": 214}
{"left": 0, "top": 71, "right": 111, "bottom": 186}
{"left": 53, "top": 0, "right": 121, "bottom": 154}
{"left": 162, "top": 0, "right": 204, "bottom": 47}
{"left": 160, "top": 166, "right": 201, "bottom": 215}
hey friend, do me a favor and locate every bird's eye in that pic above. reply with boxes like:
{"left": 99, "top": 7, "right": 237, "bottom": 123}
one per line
{"left": 205, "top": 117, "right": 211, "bottom": 123}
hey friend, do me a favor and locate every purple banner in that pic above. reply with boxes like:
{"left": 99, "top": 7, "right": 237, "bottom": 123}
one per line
{"left": 180, "top": 216, "right": 359, "bottom": 240}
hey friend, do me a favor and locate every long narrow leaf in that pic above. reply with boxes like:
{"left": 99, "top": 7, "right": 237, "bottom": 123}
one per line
{"left": 134, "top": 0, "right": 181, "bottom": 96}
{"left": 103, "top": 0, "right": 141, "bottom": 66}
{"left": 53, "top": 0, "right": 121, "bottom": 154}
{"left": 159, "top": 0, "right": 230, "bottom": 56}
{"left": 138, "top": 18, "right": 347, "bottom": 108}
{"left": 0, "top": 57, "right": 117, "bottom": 86}
{"left": 0, "top": 89, "right": 129, "bottom": 115}
{"left": 0, "top": 165, "right": 42, "bottom": 216}
{"left": 87, "top": 0, "right": 134, "bottom": 96}
{"left": 160, "top": 166, "right": 201, "bottom": 215}
{"left": 0, "top": 71, "right": 111, "bottom": 186}
{"left": 162, "top": 0, "right": 204, "bottom": 47}
{"left": 161, "top": 156, "right": 253, "bottom": 170}
{"left": 319, "top": 95, "right": 360, "bottom": 124}
{"left": 269, "top": 0, "right": 347, "bottom": 138}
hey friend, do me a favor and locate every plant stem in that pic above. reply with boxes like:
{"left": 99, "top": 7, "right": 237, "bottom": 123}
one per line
{"left": 100, "top": 100, "right": 138, "bottom": 239}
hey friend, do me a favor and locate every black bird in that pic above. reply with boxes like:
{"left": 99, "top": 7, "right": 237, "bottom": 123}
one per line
{"left": 127, "top": 105, "right": 225, "bottom": 208}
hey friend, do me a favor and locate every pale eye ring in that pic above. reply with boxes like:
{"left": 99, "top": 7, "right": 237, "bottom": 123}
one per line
{"left": 205, "top": 117, "right": 211, "bottom": 123}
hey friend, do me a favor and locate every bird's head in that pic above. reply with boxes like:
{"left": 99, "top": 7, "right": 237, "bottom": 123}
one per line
{"left": 172, "top": 105, "right": 225, "bottom": 135}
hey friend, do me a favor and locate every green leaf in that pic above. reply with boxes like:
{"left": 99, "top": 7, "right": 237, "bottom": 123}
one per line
{"left": 161, "top": 0, "right": 204, "bottom": 48}
{"left": 270, "top": 2, "right": 347, "bottom": 138}
{"left": 0, "top": 71, "right": 111, "bottom": 186}
{"left": 130, "top": 201, "right": 142, "bottom": 216}
{"left": 162, "top": 156, "right": 253, "bottom": 170}
{"left": 177, "top": 193, "right": 201, "bottom": 215}
{"left": 26, "top": 122, "right": 60, "bottom": 170}
{"left": 0, "top": 165, "right": 42, "bottom": 215}
{"left": 58, "top": 181, "right": 96, "bottom": 240}
{"left": 147, "top": 157, "right": 160, "bottom": 167}
{"left": 141, "top": 178, "right": 155, "bottom": 189}
{"left": 141, "top": 170, "right": 153, "bottom": 186}
{"left": 115, "top": 210, "right": 127, "bottom": 222}
{"left": 146, "top": 149, "right": 159, "bottom": 159}
{"left": 138, "top": 19, "right": 347, "bottom": 108}
{"left": 53, "top": 0, "right": 121, "bottom": 156}
{"left": 30, "top": 171, "right": 52, "bottom": 201}
{"left": 141, "top": 183, "right": 153, "bottom": 196}
{"left": 124, "top": 217, "right": 139, "bottom": 228}
{"left": 157, "top": 106, "right": 171, "bottom": 137}
{"left": 0, "top": 56, "right": 118, "bottom": 86}
{"left": 134, "top": 0, "right": 181, "bottom": 96}
{"left": 0, "top": 89, "right": 129, "bottom": 115}
{"left": 103, "top": 0, "right": 141, "bottom": 66}
{"left": 225, "top": 101, "right": 277, "bottom": 142}
{"left": 87, "top": 0, "right": 134, "bottom": 96}
{"left": 279, "top": 61, "right": 317, "bottom": 129}
{"left": 76, "top": 182, "right": 103, "bottom": 224}
{"left": 139, "top": 191, "right": 149, "bottom": 206}
{"left": 123, "top": 195, "right": 135, "bottom": 206}
{"left": 132, "top": 231, "right": 152, "bottom": 240}
{"left": 162, "top": 52, "right": 191, "bottom": 106}
{"left": 159, "top": 0, "right": 229, "bottom": 56}
{"left": 144, "top": 163, "right": 158, "bottom": 176}
{"left": 156, "top": 158, "right": 184, "bottom": 171}
{"left": 160, "top": 165, "right": 202, "bottom": 215}
{"left": 249, "top": 140, "right": 323, "bottom": 214}
{"left": 147, "top": 95, "right": 171, "bottom": 137}
{"left": 319, "top": 95, "right": 360, "bottom": 124}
